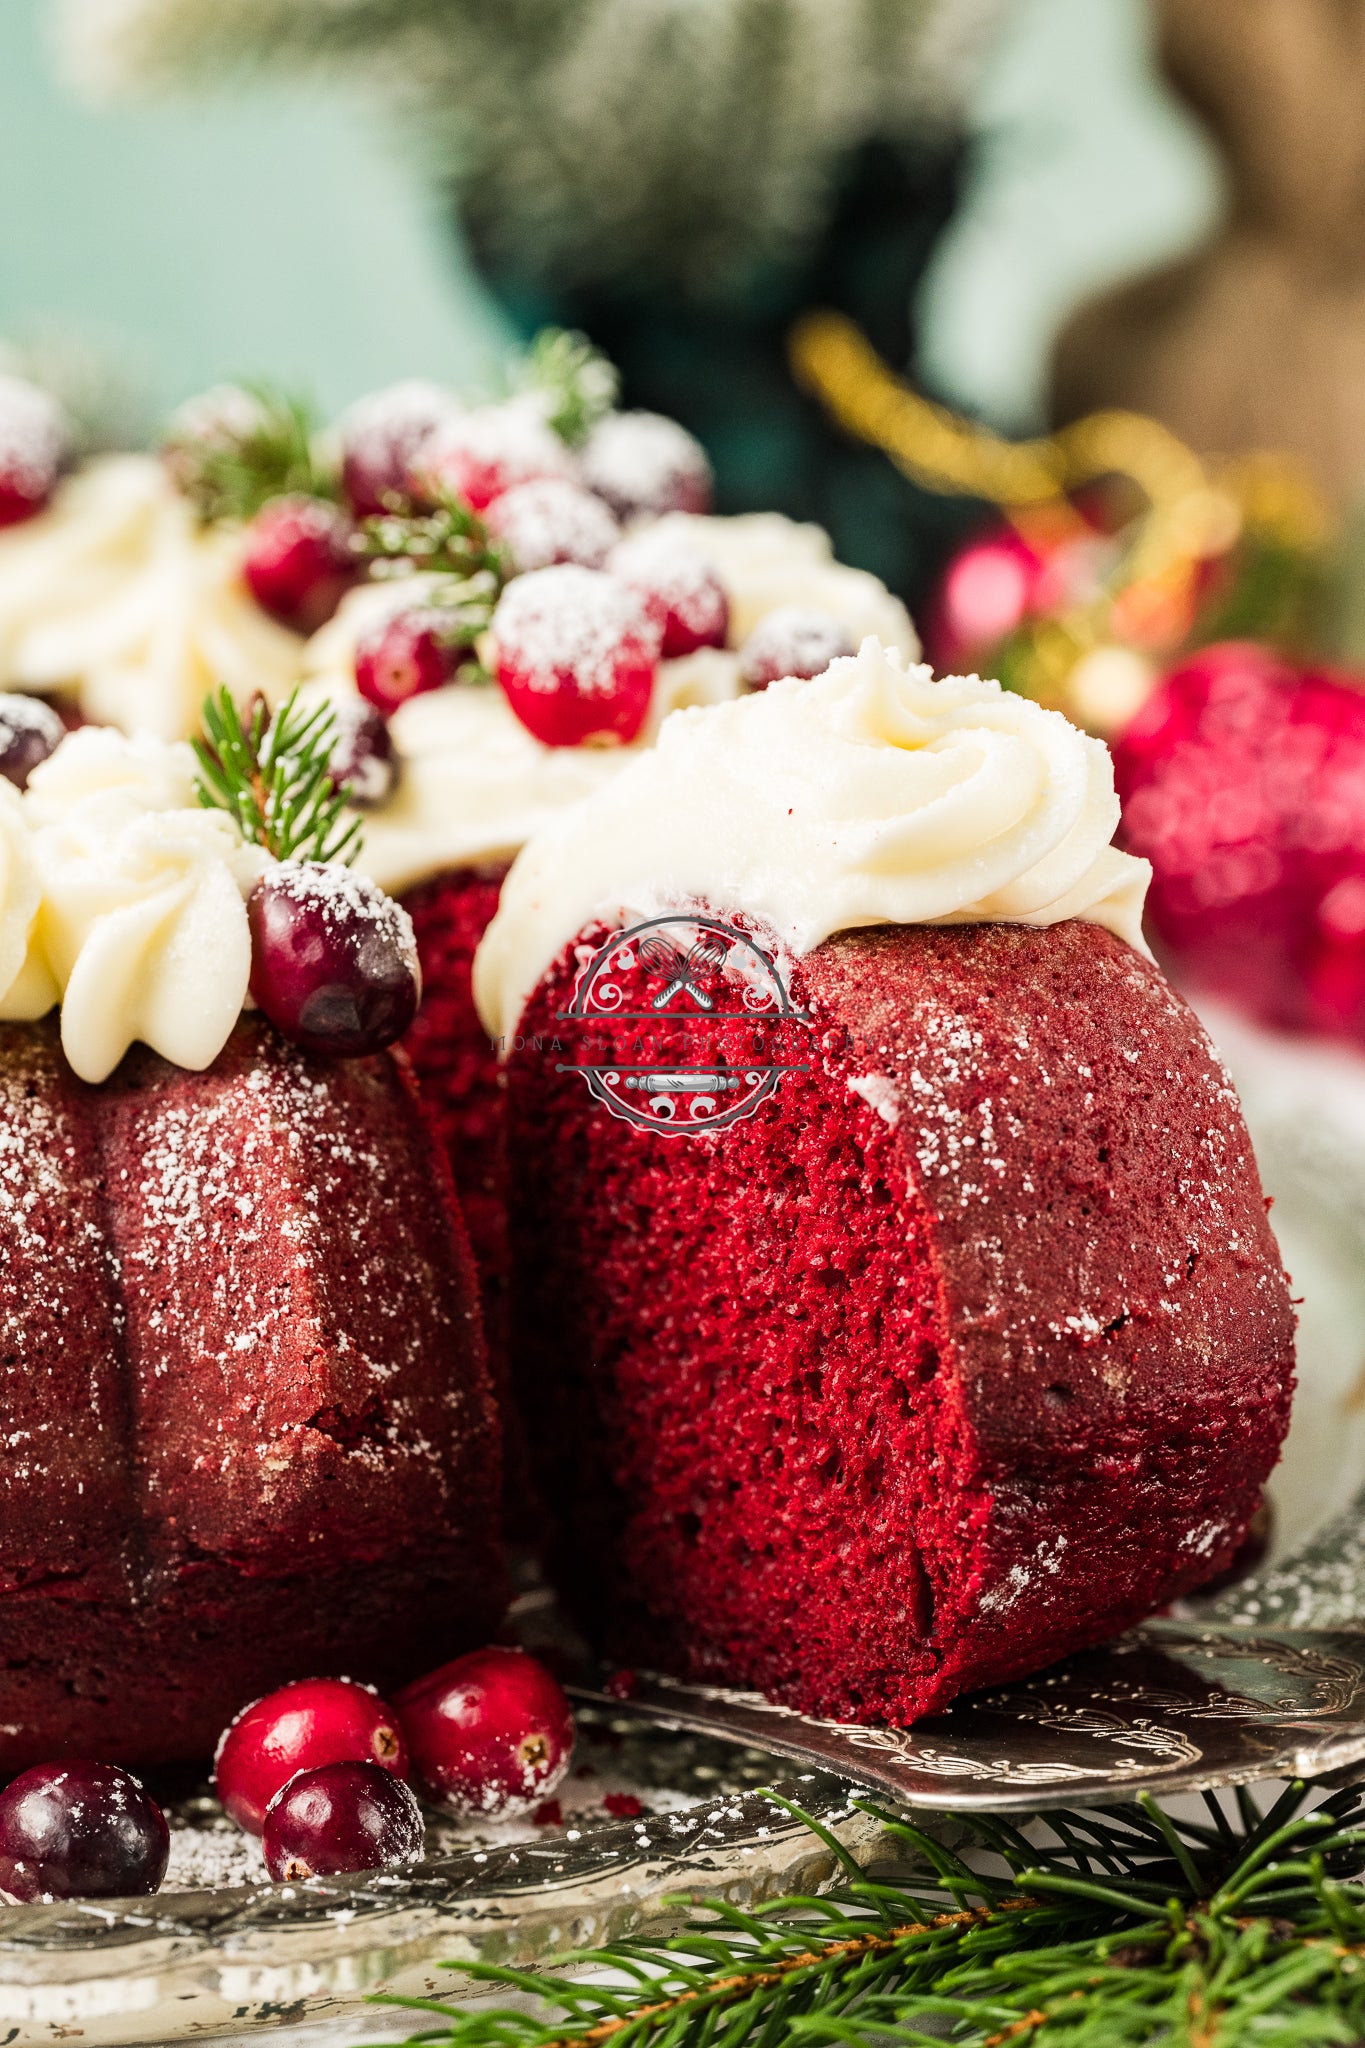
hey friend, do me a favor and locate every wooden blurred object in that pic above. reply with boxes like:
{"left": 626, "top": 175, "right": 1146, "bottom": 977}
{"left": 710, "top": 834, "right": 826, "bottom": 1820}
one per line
{"left": 1052, "top": 0, "right": 1365, "bottom": 509}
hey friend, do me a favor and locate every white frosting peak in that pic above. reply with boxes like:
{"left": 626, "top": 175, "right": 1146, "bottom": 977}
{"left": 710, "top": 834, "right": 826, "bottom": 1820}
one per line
{"left": 474, "top": 638, "right": 1152, "bottom": 1038}
{"left": 0, "top": 726, "right": 269, "bottom": 1082}
{"left": 0, "top": 456, "right": 303, "bottom": 739}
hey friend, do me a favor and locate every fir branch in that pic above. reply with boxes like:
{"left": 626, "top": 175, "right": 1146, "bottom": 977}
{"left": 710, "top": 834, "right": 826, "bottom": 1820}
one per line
{"left": 165, "top": 382, "right": 333, "bottom": 524}
{"left": 193, "top": 686, "right": 362, "bottom": 865}
{"left": 354, "top": 493, "right": 506, "bottom": 587}
{"left": 513, "top": 329, "right": 619, "bottom": 446}
{"left": 370, "top": 1780, "right": 1365, "bottom": 2048}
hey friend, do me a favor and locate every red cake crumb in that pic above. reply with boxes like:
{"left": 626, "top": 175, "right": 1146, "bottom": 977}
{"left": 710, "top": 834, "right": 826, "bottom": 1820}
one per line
{"left": 502, "top": 919, "right": 1295, "bottom": 1724}
{"left": 0, "top": 1015, "right": 506, "bottom": 1767}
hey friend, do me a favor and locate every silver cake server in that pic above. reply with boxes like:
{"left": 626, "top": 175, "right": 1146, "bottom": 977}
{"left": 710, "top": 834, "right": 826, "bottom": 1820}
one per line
{"left": 558, "top": 1488, "right": 1365, "bottom": 1811}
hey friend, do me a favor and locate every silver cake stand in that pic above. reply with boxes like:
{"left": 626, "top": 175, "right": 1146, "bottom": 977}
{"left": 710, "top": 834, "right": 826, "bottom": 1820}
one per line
{"left": 3, "top": 1488, "right": 1365, "bottom": 2047}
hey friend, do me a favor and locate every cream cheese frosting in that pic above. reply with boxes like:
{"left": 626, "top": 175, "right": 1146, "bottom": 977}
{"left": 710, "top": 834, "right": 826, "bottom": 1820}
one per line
{"left": 0, "top": 455, "right": 303, "bottom": 741}
{"left": 0, "top": 726, "right": 269, "bottom": 1083}
{"left": 474, "top": 637, "right": 1152, "bottom": 1040}
{"left": 303, "top": 577, "right": 746, "bottom": 895}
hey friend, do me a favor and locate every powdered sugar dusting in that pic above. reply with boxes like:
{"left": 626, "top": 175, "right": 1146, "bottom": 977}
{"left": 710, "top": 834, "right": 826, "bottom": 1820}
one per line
{"left": 493, "top": 566, "right": 661, "bottom": 698}
{"left": 581, "top": 411, "right": 712, "bottom": 519}
{"left": 740, "top": 607, "right": 855, "bottom": 688}
{"left": 271, "top": 860, "right": 419, "bottom": 969}
{"left": 487, "top": 478, "right": 620, "bottom": 574}
{"left": 609, "top": 532, "right": 728, "bottom": 643}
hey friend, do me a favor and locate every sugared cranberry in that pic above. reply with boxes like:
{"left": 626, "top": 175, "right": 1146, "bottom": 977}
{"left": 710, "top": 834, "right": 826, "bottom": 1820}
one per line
{"left": 161, "top": 383, "right": 270, "bottom": 498}
{"left": 248, "top": 862, "right": 421, "bottom": 1058}
{"left": 580, "top": 412, "right": 712, "bottom": 520}
{"left": 0, "top": 693, "right": 65, "bottom": 789}
{"left": 244, "top": 495, "right": 357, "bottom": 635}
{"left": 262, "top": 1761, "right": 423, "bottom": 1881}
{"left": 0, "top": 1762, "right": 168, "bottom": 1901}
{"left": 485, "top": 478, "right": 620, "bottom": 574}
{"left": 739, "top": 608, "right": 855, "bottom": 689}
{"left": 395, "top": 1647, "right": 574, "bottom": 1820}
{"left": 328, "top": 699, "right": 399, "bottom": 809}
{"left": 607, "top": 534, "right": 728, "bottom": 659}
{"left": 492, "top": 565, "right": 660, "bottom": 748}
{"left": 355, "top": 607, "right": 463, "bottom": 716}
{"left": 215, "top": 1677, "right": 410, "bottom": 1836}
{"left": 416, "top": 401, "right": 576, "bottom": 512}
{"left": 339, "top": 380, "right": 461, "bottom": 517}
{"left": 0, "top": 376, "right": 68, "bottom": 529}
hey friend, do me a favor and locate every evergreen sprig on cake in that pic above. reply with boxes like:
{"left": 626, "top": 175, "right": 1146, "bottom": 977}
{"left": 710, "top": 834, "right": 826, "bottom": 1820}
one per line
{"left": 193, "top": 686, "right": 361, "bottom": 865}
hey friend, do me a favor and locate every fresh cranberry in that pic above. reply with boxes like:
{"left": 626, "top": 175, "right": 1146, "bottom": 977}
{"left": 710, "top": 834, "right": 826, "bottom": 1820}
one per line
{"left": 0, "top": 694, "right": 65, "bottom": 789}
{"left": 602, "top": 1792, "right": 644, "bottom": 1818}
{"left": 248, "top": 862, "right": 421, "bottom": 1058}
{"left": 492, "top": 565, "right": 660, "bottom": 748}
{"left": 339, "top": 380, "right": 460, "bottom": 517}
{"left": 244, "top": 495, "right": 357, "bottom": 635}
{"left": 0, "top": 1762, "right": 168, "bottom": 1901}
{"left": 739, "top": 608, "right": 855, "bottom": 689}
{"left": 262, "top": 1761, "right": 423, "bottom": 1881}
{"left": 328, "top": 700, "right": 399, "bottom": 809}
{"left": 0, "top": 376, "right": 68, "bottom": 529}
{"left": 607, "top": 534, "right": 728, "bottom": 659}
{"left": 395, "top": 1647, "right": 574, "bottom": 1820}
{"left": 579, "top": 412, "right": 712, "bottom": 520}
{"left": 485, "top": 478, "right": 620, "bottom": 574}
{"left": 415, "top": 402, "right": 576, "bottom": 512}
{"left": 215, "top": 1677, "right": 410, "bottom": 1836}
{"left": 355, "top": 607, "right": 463, "bottom": 715}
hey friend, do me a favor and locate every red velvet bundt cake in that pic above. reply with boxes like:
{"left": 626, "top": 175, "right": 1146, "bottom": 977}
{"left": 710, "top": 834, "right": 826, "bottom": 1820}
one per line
{"left": 0, "top": 719, "right": 504, "bottom": 1765}
{"left": 474, "top": 639, "right": 1297, "bottom": 1723}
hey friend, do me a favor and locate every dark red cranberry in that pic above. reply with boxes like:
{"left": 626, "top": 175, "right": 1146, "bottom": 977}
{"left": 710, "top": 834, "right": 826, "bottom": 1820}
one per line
{"left": 738, "top": 608, "right": 855, "bottom": 689}
{"left": 248, "top": 862, "right": 421, "bottom": 1058}
{"left": 339, "top": 380, "right": 460, "bottom": 517}
{"left": 579, "top": 411, "right": 712, "bottom": 520}
{"left": 492, "top": 564, "right": 660, "bottom": 748}
{"left": 244, "top": 495, "right": 356, "bottom": 635}
{"left": 415, "top": 402, "right": 576, "bottom": 512}
{"left": 262, "top": 1761, "right": 423, "bottom": 1881}
{"left": 0, "top": 376, "right": 68, "bottom": 529}
{"left": 327, "top": 699, "right": 398, "bottom": 809}
{"left": 608, "top": 534, "right": 728, "bottom": 658}
{"left": 0, "top": 1762, "right": 168, "bottom": 1901}
{"left": 0, "top": 694, "right": 64, "bottom": 789}
{"left": 485, "top": 478, "right": 620, "bottom": 574}
{"left": 215, "top": 1677, "right": 409, "bottom": 1837}
{"left": 395, "top": 1647, "right": 574, "bottom": 1820}
{"left": 354, "top": 608, "right": 462, "bottom": 716}
{"left": 602, "top": 1792, "right": 645, "bottom": 1818}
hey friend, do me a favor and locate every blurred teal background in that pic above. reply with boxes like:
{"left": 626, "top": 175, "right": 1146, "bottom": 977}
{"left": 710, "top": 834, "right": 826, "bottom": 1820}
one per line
{"left": 0, "top": 0, "right": 510, "bottom": 429}
{"left": 1, "top": 0, "right": 1215, "bottom": 434}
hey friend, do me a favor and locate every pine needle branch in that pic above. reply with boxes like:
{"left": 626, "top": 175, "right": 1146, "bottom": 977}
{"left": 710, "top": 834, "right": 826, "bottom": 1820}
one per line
{"left": 193, "top": 686, "right": 361, "bottom": 865}
{"left": 513, "top": 329, "right": 618, "bottom": 446}
{"left": 366, "top": 1779, "right": 1365, "bottom": 2048}
{"left": 165, "top": 382, "right": 332, "bottom": 524}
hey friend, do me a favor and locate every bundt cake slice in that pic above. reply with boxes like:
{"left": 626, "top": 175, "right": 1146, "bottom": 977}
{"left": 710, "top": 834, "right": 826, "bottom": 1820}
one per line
{"left": 475, "top": 640, "right": 1296, "bottom": 1723}
{"left": 0, "top": 1015, "right": 504, "bottom": 1768}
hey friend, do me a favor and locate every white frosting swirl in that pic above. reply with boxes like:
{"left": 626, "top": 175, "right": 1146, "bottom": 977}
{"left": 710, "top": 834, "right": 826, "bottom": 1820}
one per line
{"left": 474, "top": 637, "right": 1151, "bottom": 1038}
{"left": 0, "top": 455, "right": 303, "bottom": 740}
{"left": 0, "top": 727, "right": 269, "bottom": 1082}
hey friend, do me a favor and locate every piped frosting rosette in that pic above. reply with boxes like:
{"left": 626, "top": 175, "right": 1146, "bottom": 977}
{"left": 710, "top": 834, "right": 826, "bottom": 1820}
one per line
{"left": 474, "top": 637, "right": 1152, "bottom": 1039}
{"left": 0, "top": 457, "right": 302, "bottom": 740}
{"left": 0, "top": 727, "right": 268, "bottom": 1082}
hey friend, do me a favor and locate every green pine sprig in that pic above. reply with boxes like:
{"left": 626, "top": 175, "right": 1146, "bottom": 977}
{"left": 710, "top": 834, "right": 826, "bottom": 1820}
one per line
{"left": 370, "top": 1780, "right": 1365, "bottom": 2048}
{"left": 354, "top": 491, "right": 506, "bottom": 587}
{"left": 514, "top": 328, "right": 619, "bottom": 446}
{"left": 165, "top": 382, "right": 333, "bottom": 525}
{"left": 193, "top": 686, "right": 361, "bottom": 865}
